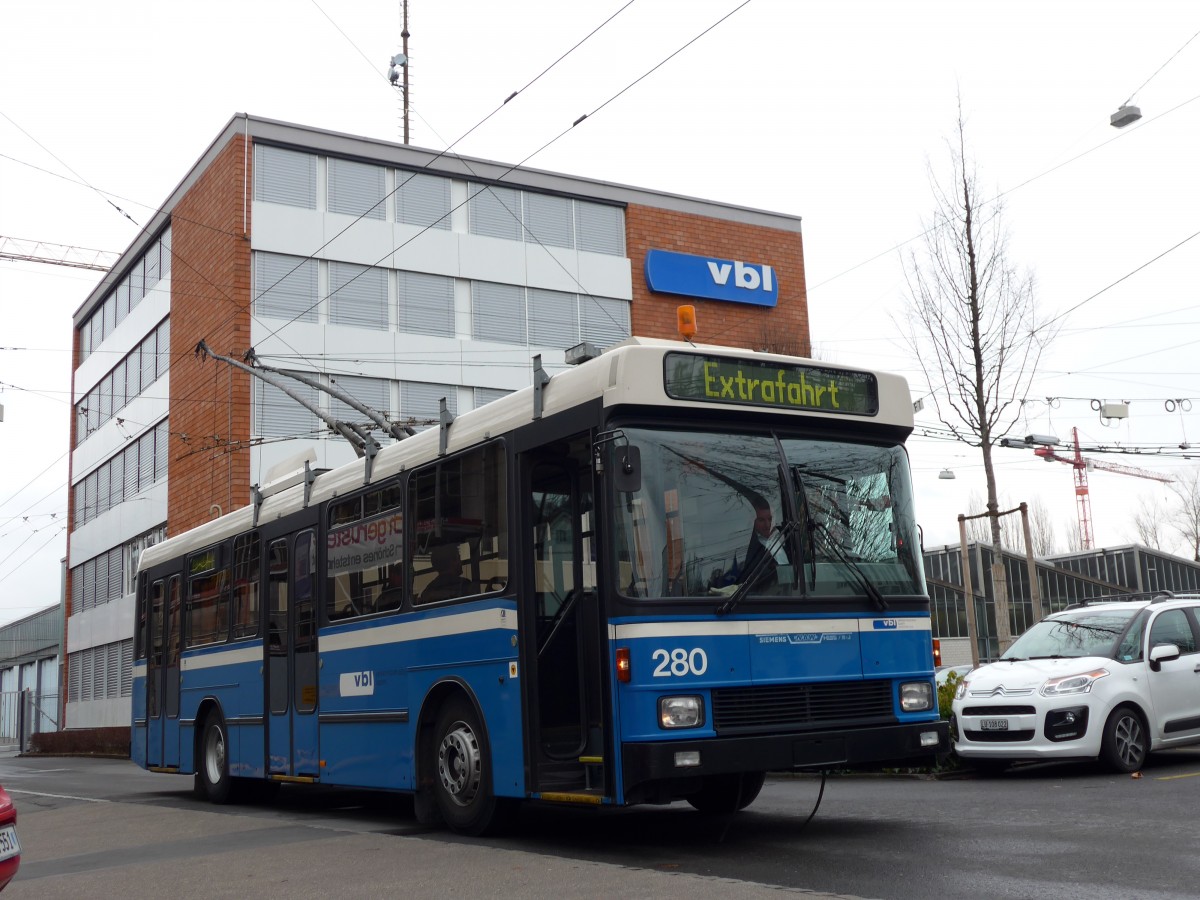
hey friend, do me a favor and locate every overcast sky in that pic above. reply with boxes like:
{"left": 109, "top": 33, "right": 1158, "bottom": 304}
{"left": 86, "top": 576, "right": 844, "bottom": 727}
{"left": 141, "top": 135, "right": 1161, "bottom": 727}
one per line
{"left": 2, "top": 1, "right": 1198, "bottom": 627}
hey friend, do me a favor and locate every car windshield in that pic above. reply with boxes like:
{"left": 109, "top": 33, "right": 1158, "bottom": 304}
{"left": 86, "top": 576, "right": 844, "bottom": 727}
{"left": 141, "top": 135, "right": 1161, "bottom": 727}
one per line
{"left": 610, "top": 427, "right": 923, "bottom": 602}
{"left": 1002, "top": 609, "right": 1140, "bottom": 660}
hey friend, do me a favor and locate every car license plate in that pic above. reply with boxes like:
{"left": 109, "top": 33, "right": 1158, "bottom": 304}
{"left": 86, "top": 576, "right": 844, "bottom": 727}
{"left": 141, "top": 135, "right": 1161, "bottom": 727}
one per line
{"left": 0, "top": 825, "right": 19, "bottom": 861}
{"left": 980, "top": 718, "right": 1009, "bottom": 731}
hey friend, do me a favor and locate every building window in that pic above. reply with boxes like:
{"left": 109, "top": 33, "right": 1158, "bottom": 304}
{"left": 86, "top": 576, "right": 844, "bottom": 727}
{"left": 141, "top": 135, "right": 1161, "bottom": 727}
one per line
{"left": 471, "top": 282, "right": 526, "bottom": 344}
{"left": 581, "top": 294, "right": 631, "bottom": 348}
{"left": 469, "top": 184, "right": 523, "bottom": 241}
{"left": 328, "top": 375, "right": 391, "bottom": 438}
{"left": 473, "top": 386, "right": 511, "bottom": 408}
{"left": 66, "top": 640, "right": 134, "bottom": 702}
{"left": 328, "top": 157, "right": 386, "bottom": 220}
{"left": 528, "top": 288, "right": 579, "bottom": 348}
{"left": 396, "top": 170, "right": 451, "bottom": 230}
{"left": 329, "top": 262, "right": 388, "bottom": 331}
{"left": 398, "top": 271, "right": 454, "bottom": 338}
{"left": 575, "top": 200, "right": 625, "bottom": 256}
{"left": 523, "top": 192, "right": 574, "bottom": 249}
{"left": 253, "top": 252, "right": 318, "bottom": 323}
{"left": 401, "top": 381, "right": 457, "bottom": 432}
{"left": 253, "top": 373, "right": 321, "bottom": 440}
{"left": 255, "top": 145, "right": 317, "bottom": 209}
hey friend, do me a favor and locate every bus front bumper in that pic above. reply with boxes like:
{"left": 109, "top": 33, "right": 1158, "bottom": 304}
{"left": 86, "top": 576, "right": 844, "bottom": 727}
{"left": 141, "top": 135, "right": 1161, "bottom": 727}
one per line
{"left": 621, "top": 720, "right": 949, "bottom": 798}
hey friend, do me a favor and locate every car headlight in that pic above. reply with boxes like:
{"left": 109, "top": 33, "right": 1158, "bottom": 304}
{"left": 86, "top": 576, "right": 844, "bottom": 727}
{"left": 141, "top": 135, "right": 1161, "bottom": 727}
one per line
{"left": 659, "top": 695, "right": 705, "bottom": 729}
{"left": 900, "top": 681, "right": 934, "bottom": 712}
{"left": 954, "top": 679, "right": 969, "bottom": 701}
{"left": 1041, "top": 669, "right": 1109, "bottom": 697}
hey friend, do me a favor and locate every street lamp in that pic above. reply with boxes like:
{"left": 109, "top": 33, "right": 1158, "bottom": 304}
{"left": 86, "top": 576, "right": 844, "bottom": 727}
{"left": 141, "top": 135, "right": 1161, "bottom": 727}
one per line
{"left": 1110, "top": 104, "right": 1142, "bottom": 128}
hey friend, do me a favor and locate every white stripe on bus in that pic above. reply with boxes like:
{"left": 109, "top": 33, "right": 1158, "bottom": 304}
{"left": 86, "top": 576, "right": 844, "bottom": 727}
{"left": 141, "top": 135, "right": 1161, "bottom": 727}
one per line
{"left": 321, "top": 607, "right": 517, "bottom": 654}
{"left": 609, "top": 618, "right": 931, "bottom": 640}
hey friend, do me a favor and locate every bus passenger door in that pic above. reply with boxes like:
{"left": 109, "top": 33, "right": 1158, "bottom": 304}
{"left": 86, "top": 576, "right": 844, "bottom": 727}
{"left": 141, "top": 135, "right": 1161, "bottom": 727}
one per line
{"left": 291, "top": 530, "right": 319, "bottom": 777}
{"left": 146, "top": 575, "right": 181, "bottom": 769}
{"left": 163, "top": 575, "right": 181, "bottom": 768}
{"left": 266, "top": 538, "right": 290, "bottom": 774}
{"left": 265, "top": 531, "right": 320, "bottom": 778}
{"left": 524, "top": 437, "right": 607, "bottom": 796}
{"left": 146, "top": 578, "right": 165, "bottom": 767}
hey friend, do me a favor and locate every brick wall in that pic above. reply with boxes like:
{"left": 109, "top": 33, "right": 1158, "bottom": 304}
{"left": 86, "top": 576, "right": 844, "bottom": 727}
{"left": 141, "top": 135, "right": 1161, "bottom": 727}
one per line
{"left": 168, "top": 135, "right": 254, "bottom": 535}
{"left": 625, "top": 204, "right": 810, "bottom": 355}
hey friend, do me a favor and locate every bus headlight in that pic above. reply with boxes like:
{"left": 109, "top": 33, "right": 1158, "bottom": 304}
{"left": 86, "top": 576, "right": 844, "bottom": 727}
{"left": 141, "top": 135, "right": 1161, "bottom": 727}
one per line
{"left": 659, "top": 695, "right": 705, "bottom": 729}
{"left": 899, "top": 681, "right": 934, "bottom": 712}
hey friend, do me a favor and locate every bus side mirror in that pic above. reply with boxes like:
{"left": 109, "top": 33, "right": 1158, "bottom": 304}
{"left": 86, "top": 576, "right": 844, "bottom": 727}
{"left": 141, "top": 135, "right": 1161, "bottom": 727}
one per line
{"left": 615, "top": 445, "right": 641, "bottom": 494}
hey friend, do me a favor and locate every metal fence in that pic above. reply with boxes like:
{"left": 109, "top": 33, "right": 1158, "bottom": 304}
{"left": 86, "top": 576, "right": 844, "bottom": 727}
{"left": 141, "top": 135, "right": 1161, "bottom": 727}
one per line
{"left": 0, "top": 689, "right": 59, "bottom": 752}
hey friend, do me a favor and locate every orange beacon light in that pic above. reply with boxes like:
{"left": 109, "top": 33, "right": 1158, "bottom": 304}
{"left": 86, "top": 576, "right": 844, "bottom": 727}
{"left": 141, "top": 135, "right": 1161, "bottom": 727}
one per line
{"left": 677, "top": 305, "right": 697, "bottom": 341}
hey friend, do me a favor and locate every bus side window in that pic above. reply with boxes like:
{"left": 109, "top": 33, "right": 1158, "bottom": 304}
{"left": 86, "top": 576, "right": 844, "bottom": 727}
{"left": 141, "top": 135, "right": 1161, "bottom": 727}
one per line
{"left": 232, "top": 532, "right": 261, "bottom": 639}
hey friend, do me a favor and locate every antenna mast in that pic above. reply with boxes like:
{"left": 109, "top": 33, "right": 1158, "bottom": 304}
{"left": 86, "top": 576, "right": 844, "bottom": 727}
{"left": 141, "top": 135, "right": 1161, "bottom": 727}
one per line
{"left": 402, "top": 0, "right": 410, "bottom": 145}
{"left": 387, "top": 2, "right": 411, "bottom": 144}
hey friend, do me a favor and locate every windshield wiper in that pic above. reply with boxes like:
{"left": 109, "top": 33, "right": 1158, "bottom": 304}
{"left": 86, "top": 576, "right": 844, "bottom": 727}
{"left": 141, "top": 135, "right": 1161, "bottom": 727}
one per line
{"left": 715, "top": 520, "right": 795, "bottom": 616}
{"left": 808, "top": 521, "right": 889, "bottom": 612}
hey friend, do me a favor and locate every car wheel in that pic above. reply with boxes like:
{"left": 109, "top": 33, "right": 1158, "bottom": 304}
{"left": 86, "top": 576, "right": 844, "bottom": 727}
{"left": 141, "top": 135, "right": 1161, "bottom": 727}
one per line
{"left": 1101, "top": 706, "right": 1147, "bottom": 773}
{"left": 198, "top": 712, "right": 234, "bottom": 804}
{"left": 686, "top": 771, "right": 767, "bottom": 813}
{"left": 432, "top": 695, "right": 513, "bottom": 835}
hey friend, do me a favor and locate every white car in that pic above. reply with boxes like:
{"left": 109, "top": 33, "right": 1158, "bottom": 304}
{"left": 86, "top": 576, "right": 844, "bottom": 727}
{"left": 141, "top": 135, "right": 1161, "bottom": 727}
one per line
{"left": 951, "top": 594, "right": 1200, "bottom": 773}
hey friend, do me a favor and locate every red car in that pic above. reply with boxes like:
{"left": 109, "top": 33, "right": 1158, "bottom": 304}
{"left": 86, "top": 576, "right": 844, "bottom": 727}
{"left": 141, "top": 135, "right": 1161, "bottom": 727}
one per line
{"left": 0, "top": 786, "right": 19, "bottom": 890}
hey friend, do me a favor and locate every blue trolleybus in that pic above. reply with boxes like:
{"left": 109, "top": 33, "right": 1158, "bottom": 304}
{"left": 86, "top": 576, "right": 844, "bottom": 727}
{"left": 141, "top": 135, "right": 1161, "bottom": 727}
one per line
{"left": 132, "top": 338, "right": 949, "bottom": 833}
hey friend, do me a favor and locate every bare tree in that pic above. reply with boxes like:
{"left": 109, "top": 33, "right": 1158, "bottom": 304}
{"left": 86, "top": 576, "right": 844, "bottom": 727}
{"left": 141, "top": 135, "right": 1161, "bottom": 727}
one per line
{"left": 1129, "top": 495, "right": 1169, "bottom": 551}
{"left": 965, "top": 491, "right": 1058, "bottom": 555}
{"left": 1026, "top": 497, "right": 1058, "bottom": 556}
{"left": 902, "top": 106, "right": 1054, "bottom": 649}
{"left": 1167, "top": 466, "right": 1200, "bottom": 561}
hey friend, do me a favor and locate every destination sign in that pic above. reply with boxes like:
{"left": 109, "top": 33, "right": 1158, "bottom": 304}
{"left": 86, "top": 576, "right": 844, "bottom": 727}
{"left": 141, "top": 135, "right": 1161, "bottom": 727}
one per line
{"left": 663, "top": 353, "right": 878, "bottom": 416}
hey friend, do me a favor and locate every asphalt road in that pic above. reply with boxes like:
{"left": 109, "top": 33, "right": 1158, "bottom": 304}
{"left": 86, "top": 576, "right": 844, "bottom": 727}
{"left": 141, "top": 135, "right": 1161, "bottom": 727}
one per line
{"left": 3, "top": 750, "right": 1200, "bottom": 899}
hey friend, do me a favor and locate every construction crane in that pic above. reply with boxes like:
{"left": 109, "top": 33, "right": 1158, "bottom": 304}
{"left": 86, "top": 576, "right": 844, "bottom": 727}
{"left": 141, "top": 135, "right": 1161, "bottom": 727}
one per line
{"left": 0, "top": 235, "right": 117, "bottom": 271}
{"left": 1034, "top": 427, "right": 1173, "bottom": 549}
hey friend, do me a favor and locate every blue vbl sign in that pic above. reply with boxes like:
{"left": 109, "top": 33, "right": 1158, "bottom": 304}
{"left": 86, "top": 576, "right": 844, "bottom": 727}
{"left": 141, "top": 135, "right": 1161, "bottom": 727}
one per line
{"left": 644, "top": 249, "right": 779, "bottom": 308}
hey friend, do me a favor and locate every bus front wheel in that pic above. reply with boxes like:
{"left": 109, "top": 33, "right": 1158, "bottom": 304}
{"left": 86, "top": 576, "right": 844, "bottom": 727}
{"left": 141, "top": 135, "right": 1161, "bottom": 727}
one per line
{"left": 432, "top": 695, "right": 512, "bottom": 835}
{"left": 686, "top": 771, "right": 766, "bottom": 814}
{"left": 197, "top": 712, "right": 234, "bottom": 804}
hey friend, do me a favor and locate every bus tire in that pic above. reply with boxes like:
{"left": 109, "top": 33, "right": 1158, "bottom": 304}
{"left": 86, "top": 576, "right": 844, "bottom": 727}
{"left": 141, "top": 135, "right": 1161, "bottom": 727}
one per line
{"left": 686, "top": 771, "right": 766, "bottom": 814}
{"left": 198, "top": 711, "right": 234, "bottom": 805}
{"left": 431, "top": 695, "right": 512, "bottom": 835}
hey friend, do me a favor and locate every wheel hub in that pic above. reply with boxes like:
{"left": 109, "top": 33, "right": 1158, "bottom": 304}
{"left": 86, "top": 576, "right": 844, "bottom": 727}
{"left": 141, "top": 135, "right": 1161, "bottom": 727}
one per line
{"left": 438, "top": 722, "right": 482, "bottom": 806}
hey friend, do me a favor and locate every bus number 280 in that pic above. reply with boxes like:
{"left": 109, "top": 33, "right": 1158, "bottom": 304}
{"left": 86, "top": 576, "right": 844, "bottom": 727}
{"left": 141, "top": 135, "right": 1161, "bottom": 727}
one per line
{"left": 651, "top": 648, "right": 708, "bottom": 677}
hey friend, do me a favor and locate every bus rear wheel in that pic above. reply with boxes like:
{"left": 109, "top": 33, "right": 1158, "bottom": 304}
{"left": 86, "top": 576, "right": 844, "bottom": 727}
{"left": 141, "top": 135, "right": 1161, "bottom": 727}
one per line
{"left": 686, "top": 771, "right": 766, "bottom": 814}
{"left": 197, "top": 712, "right": 234, "bottom": 804}
{"left": 432, "top": 695, "right": 513, "bottom": 835}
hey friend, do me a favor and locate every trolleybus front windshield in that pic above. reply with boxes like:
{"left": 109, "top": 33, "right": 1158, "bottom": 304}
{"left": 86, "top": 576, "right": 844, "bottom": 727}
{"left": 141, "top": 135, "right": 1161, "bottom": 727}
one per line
{"left": 612, "top": 428, "right": 923, "bottom": 602}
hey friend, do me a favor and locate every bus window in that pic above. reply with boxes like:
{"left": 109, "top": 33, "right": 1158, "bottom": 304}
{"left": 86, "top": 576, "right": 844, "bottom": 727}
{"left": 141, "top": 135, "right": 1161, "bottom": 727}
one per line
{"left": 410, "top": 443, "right": 508, "bottom": 604}
{"left": 326, "top": 480, "right": 405, "bottom": 620}
{"left": 232, "top": 532, "right": 261, "bottom": 639}
{"left": 186, "top": 545, "right": 230, "bottom": 647}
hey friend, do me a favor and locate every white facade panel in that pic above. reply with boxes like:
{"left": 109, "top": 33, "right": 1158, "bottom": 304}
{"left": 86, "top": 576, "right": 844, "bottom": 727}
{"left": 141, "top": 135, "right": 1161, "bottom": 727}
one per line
{"left": 67, "top": 591, "right": 135, "bottom": 653}
{"left": 73, "top": 286, "right": 171, "bottom": 399}
{"left": 250, "top": 201, "right": 326, "bottom": 257}
{"left": 577, "top": 252, "right": 634, "bottom": 302}
{"left": 323, "top": 213, "right": 396, "bottom": 267}
{"left": 391, "top": 225, "right": 460, "bottom": 279}
{"left": 65, "top": 697, "right": 128, "bottom": 729}
{"left": 457, "top": 233, "right": 528, "bottom": 286}
{"left": 70, "top": 480, "right": 168, "bottom": 566}
{"left": 71, "top": 376, "right": 170, "bottom": 481}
